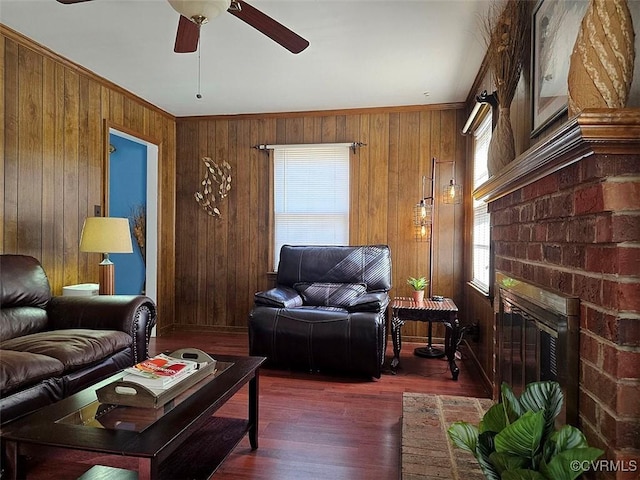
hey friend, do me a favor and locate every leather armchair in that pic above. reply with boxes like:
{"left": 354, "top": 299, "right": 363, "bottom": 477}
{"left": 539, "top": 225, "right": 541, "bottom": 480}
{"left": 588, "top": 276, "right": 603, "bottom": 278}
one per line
{"left": 248, "top": 245, "right": 392, "bottom": 378}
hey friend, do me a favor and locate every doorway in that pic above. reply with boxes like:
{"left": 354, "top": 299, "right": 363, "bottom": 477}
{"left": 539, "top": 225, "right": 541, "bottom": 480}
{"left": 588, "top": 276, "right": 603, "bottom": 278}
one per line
{"left": 107, "top": 128, "right": 158, "bottom": 307}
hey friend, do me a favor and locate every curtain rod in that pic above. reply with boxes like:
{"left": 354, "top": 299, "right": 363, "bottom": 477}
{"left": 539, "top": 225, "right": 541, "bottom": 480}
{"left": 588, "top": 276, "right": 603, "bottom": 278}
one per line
{"left": 461, "top": 90, "right": 497, "bottom": 135}
{"left": 253, "top": 142, "right": 367, "bottom": 153}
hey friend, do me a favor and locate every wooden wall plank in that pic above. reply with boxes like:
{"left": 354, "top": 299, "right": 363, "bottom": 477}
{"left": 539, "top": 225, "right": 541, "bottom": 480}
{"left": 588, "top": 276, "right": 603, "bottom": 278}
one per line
{"left": 52, "top": 63, "right": 66, "bottom": 291}
{"left": 386, "top": 112, "right": 400, "bottom": 289}
{"left": 175, "top": 120, "right": 199, "bottom": 326}
{"left": 196, "top": 121, "right": 209, "bottom": 327}
{"left": 41, "top": 56, "right": 56, "bottom": 272}
{"left": 234, "top": 120, "right": 252, "bottom": 326}
{"left": 209, "top": 122, "right": 228, "bottom": 325}
{"left": 321, "top": 115, "right": 336, "bottom": 143}
{"left": 285, "top": 117, "right": 304, "bottom": 144}
{"left": 77, "top": 75, "right": 90, "bottom": 278}
{"left": 436, "top": 109, "right": 457, "bottom": 298}
{"left": 225, "top": 119, "right": 239, "bottom": 326}
{"left": 0, "top": 35, "right": 5, "bottom": 250}
{"left": 397, "top": 111, "right": 426, "bottom": 338}
{"left": 109, "top": 90, "right": 124, "bottom": 126}
{"left": 429, "top": 111, "right": 442, "bottom": 298}
{"left": 247, "top": 119, "right": 262, "bottom": 323}
{"left": 4, "top": 39, "right": 19, "bottom": 253}
{"left": 346, "top": 115, "right": 361, "bottom": 243}
{"left": 62, "top": 68, "right": 80, "bottom": 287}
{"left": 86, "top": 79, "right": 102, "bottom": 283}
{"left": 367, "top": 113, "right": 389, "bottom": 244}
{"left": 17, "top": 46, "right": 43, "bottom": 257}
{"left": 355, "top": 114, "right": 370, "bottom": 244}
{"left": 452, "top": 109, "right": 466, "bottom": 306}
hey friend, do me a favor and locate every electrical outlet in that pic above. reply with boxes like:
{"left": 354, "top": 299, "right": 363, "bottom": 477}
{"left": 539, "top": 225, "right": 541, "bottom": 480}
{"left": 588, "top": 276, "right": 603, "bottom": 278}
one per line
{"left": 468, "top": 322, "right": 480, "bottom": 342}
{"left": 94, "top": 205, "right": 101, "bottom": 216}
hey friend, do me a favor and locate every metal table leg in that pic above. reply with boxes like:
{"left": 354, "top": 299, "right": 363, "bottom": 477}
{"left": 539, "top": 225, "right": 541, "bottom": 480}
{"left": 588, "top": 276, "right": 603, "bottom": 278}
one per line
{"left": 444, "top": 313, "right": 460, "bottom": 381}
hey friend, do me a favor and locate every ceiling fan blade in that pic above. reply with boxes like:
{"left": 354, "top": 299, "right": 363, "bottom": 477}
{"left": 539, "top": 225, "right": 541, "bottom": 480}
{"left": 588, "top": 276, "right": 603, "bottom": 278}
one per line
{"left": 174, "top": 15, "right": 200, "bottom": 53}
{"left": 228, "top": 0, "right": 309, "bottom": 54}
{"left": 56, "top": 0, "right": 95, "bottom": 3}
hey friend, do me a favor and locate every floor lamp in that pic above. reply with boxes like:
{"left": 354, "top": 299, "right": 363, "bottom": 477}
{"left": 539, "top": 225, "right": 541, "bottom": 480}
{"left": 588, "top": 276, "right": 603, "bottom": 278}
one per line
{"left": 80, "top": 217, "right": 133, "bottom": 295}
{"left": 413, "top": 157, "right": 463, "bottom": 358}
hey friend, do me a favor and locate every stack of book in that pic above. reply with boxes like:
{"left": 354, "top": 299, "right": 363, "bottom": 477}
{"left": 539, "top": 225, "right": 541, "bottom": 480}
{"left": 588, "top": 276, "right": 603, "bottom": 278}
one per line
{"left": 123, "top": 353, "right": 206, "bottom": 391}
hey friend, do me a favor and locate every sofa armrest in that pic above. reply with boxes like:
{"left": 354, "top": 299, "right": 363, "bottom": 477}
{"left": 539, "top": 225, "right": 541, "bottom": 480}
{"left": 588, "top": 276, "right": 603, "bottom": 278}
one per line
{"left": 346, "top": 292, "right": 389, "bottom": 313}
{"left": 46, "top": 295, "right": 156, "bottom": 363}
{"left": 254, "top": 287, "right": 303, "bottom": 308}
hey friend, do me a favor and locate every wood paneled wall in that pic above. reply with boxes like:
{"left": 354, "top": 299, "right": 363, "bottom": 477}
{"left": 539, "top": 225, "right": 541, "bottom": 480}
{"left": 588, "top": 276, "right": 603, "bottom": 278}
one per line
{"left": 0, "top": 26, "right": 177, "bottom": 327}
{"left": 174, "top": 106, "right": 467, "bottom": 336}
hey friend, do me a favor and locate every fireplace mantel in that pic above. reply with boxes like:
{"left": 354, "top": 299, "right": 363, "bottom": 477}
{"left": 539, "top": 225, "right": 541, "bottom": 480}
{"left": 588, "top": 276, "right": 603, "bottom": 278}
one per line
{"left": 474, "top": 108, "right": 640, "bottom": 203}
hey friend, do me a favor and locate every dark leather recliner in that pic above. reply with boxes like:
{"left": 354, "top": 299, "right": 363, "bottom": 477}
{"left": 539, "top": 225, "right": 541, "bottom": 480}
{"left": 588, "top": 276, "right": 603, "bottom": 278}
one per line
{"left": 248, "top": 245, "right": 392, "bottom": 378}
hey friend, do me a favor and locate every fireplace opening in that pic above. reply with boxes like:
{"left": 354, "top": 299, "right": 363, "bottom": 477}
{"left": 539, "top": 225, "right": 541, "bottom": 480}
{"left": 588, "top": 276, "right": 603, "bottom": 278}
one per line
{"left": 496, "top": 272, "right": 580, "bottom": 426}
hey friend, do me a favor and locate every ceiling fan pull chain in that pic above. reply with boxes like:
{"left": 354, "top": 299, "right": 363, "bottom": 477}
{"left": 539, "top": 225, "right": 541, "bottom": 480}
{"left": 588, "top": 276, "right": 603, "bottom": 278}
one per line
{"left": 196, "top": 30, "right": 203, "bottom": 99}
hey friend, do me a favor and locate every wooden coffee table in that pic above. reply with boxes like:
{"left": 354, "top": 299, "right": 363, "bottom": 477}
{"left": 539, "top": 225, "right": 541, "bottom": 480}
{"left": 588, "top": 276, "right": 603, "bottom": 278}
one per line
{"left": 2, "top": 354, "right": 266, "bottom": 480}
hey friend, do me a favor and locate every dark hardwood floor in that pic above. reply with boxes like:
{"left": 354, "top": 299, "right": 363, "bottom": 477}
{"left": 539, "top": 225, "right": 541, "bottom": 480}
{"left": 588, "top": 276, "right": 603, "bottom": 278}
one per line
{"left": 22, "top": 332, "right": 490, "bottom": 479}
{"left": 151, "top": 332, "right": 490, "bottom": 480}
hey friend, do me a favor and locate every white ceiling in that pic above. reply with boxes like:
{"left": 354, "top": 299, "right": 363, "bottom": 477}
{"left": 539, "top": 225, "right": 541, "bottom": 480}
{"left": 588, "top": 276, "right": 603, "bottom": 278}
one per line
{"left": 0, "top": 0, "right": 492, "bottom": 117}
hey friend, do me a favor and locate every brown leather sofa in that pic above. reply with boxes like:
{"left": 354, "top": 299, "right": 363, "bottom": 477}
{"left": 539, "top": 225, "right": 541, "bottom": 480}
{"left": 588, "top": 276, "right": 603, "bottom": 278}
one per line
{"left": 248, "top": 245, "right": 392, "bottom": 378}
{"left": 0, "top": 254, "right": 156, "bottom": 425}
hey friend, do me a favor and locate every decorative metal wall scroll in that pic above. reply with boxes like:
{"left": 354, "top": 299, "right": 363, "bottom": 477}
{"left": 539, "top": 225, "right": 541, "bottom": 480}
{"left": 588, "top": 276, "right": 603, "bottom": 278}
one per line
{"left": 194, "top": 157, "right": 232, "bottom": 217}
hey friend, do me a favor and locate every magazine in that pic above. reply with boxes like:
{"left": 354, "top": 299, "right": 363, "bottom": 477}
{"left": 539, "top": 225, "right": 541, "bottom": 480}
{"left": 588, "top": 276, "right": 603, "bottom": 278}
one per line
{"left": 123, "top": 353, "right": 205, "bottom": 389}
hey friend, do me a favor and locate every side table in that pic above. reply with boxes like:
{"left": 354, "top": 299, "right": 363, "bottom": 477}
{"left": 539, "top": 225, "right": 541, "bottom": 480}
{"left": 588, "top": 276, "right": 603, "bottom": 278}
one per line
{"left": 390, "top": 297, "right": 461, "bottom": 380}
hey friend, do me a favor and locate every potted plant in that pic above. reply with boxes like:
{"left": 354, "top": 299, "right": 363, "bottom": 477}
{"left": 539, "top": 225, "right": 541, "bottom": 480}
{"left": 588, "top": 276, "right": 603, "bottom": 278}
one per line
{"left": 447, "top": 381, "right": 603, "bottom": 480}
{"left": 407, "top": 276, "right": 428, "bottom": 303}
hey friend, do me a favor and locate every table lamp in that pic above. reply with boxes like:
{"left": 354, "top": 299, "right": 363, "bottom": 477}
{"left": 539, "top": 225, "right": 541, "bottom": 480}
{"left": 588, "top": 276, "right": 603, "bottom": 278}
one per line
{"left": 80, "top": 217, "right": 133, "bottom": 295}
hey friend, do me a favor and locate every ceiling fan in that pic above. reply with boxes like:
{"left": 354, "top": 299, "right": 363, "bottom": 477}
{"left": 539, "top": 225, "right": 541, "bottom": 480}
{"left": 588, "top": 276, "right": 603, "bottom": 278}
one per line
{"left": 56, "top": 0, "right": 310, "bottom": 54}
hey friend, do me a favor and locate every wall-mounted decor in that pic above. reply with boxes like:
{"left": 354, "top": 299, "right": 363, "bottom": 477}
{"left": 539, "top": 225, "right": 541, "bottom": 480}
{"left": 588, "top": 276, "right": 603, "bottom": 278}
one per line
{"left": 531, "top": 0, "right": 589, "bottom": 137}
{"left": 194, "top": 157, "right": 232, "bottom": 217}
{"left": 567, "top": 0, "right": 635, "bottom": 117}
{"left": 483, "top": 0, "right": 531, "bottom": 176}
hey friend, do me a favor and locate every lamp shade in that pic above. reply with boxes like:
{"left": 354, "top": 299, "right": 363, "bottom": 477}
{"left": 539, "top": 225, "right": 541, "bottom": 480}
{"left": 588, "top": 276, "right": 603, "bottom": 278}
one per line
{"left": 442, "top": 180, "right": 462, "bottom": 204}
{"left": 80, "top": 217, "right": 133, "bottom": 254}
{"left": 168, "top": 0, "right": 231, "bottom": 21}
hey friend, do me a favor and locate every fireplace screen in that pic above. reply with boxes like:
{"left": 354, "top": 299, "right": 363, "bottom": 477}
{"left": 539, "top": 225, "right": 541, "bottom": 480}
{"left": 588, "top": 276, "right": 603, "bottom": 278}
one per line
{"left": 496, "top": 272, "right": 579, "bottom": 425}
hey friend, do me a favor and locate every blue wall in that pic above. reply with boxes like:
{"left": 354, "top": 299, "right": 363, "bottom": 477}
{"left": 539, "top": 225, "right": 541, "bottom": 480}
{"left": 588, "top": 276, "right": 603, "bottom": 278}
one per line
{"left": 109, "top": 134, "right": 147, "bottom": 295}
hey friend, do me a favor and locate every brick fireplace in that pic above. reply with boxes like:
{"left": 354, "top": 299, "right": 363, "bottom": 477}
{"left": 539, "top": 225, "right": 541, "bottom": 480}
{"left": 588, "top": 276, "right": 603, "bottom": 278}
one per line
{"left": 476, "top": 110, "right": 639, "bottom": 479}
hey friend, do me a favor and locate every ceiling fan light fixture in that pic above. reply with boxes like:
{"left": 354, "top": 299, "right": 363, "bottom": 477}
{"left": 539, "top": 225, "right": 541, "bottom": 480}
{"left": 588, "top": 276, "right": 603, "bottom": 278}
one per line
{"left": 168, "top": 0, "right": 231, "bottom": 23}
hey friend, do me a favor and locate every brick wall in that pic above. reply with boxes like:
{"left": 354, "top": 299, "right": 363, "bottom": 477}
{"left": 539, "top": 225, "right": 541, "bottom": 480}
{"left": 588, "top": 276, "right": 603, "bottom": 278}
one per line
{"left": 488, "top": 154, "right": 640, "bottom": 479}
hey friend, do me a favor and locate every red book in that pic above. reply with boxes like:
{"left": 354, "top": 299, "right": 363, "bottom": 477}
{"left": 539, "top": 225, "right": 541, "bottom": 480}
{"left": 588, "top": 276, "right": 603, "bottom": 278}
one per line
{"left": 123, "top": 354, "right": 200, "bottom": 388}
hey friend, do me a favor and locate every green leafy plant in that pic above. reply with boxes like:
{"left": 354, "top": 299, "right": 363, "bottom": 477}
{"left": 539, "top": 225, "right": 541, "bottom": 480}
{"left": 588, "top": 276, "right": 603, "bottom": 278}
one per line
{"left": 407, "top": 276, "right": 428, "bottom": 291}
{"left": 447, "top": 381, "right": 603, "bottom": 480}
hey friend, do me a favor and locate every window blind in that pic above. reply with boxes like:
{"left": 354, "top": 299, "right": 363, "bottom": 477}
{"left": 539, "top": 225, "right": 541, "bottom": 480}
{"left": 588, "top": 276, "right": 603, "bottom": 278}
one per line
{"left": 273, "top": 144, "right": 350, "bottom": 269}
{"left": 472, "top": 114, "right": 492, "bottom": 292}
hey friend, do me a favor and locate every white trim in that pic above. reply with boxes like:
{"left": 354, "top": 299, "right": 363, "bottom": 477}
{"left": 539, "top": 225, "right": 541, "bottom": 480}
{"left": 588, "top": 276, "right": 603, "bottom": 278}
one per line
{"left": 109, "top": 128, "right": 158, "bottom": 336}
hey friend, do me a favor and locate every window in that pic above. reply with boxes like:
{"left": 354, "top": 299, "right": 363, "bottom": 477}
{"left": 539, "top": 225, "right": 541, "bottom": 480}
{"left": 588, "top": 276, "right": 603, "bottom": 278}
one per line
{"left": 471, "top": 114, "right": 492, "bottom": 292}
{"left": 272, "top": 144, "right": 350, "bottom": 270}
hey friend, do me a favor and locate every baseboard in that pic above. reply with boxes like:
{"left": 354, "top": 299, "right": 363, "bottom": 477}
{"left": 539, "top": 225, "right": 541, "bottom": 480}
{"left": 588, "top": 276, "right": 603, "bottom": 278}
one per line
{"left": 461, "top": 339, "right": 495, "bottom": 400}
{"left": 157, "top": 325, "right": 249, "bottom": 335}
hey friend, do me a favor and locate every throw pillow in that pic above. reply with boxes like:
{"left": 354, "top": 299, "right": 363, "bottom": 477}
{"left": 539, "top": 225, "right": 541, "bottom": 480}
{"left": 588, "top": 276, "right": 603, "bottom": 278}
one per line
{"left": 293, "top": 282, "right": 367, "bottom": 307}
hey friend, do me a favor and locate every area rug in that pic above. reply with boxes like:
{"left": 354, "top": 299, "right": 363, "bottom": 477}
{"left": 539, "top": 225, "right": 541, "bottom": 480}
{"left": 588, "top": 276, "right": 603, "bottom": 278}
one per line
{"left": 402, "top": 393, "right": 494, "bottom": 480}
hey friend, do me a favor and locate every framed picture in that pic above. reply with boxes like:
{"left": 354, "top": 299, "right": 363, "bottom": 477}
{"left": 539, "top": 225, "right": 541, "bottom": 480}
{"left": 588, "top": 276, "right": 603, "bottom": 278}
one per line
{"left": 531, "top": 0, "right": 588, "bottom": 137}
